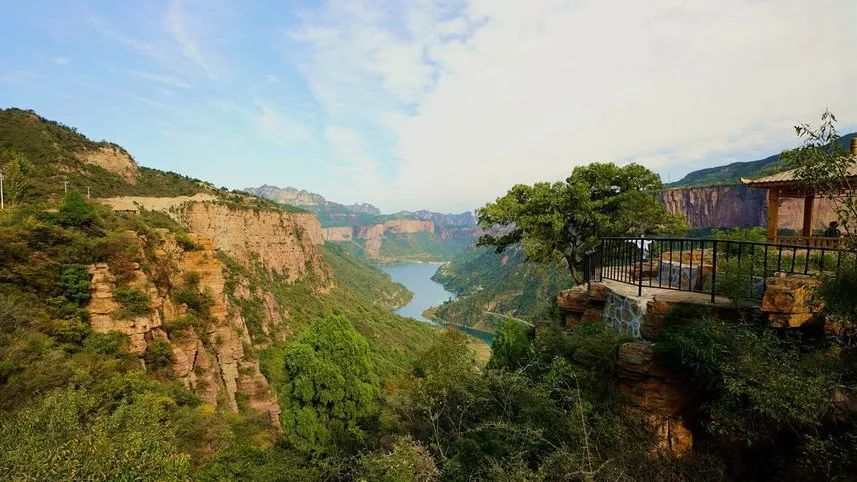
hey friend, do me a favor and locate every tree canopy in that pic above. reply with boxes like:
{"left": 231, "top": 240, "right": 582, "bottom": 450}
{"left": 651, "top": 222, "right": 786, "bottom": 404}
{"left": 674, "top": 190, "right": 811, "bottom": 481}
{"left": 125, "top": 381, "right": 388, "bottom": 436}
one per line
{"left": 477, "top": 162, "right": 686, "bottom": 282}
{"left": 279, "top": 314, "right": 379, "bottom": 453}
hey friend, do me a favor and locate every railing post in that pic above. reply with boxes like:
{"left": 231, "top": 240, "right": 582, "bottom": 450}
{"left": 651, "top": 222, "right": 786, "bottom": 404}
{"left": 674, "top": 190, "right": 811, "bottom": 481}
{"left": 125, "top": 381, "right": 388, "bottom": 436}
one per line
{"left": 638, "top": 236, "right": 645, "bottom": 297}
{"left": 711, "top": 239, "right": 718, "bottom": 304}
{"left": 599, "top": 241, "right": 605, "bottom": 281}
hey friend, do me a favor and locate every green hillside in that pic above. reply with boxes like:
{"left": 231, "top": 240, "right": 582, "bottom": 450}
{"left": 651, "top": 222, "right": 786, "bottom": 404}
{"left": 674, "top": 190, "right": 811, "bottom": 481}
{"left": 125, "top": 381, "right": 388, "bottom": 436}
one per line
{"left": 430, "top": 245, "right": 573, "bottom": 332}
{"left": 669, "top": 132, "right": 856, "bottom": 187}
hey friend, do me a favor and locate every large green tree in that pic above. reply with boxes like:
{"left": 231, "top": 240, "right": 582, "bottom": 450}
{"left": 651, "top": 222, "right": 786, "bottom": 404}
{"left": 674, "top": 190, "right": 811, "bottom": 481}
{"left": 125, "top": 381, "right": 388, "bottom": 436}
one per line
{"left": 279, "top": 314, "right": 379, "bottom": 453}
{"left": 477, "top": 162, "right": 686, "bottom": 282}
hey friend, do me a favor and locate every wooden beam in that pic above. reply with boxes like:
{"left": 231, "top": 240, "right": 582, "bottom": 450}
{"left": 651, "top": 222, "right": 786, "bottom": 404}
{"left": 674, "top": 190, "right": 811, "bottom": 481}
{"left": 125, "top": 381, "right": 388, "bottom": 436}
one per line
{"left": 802, "top": 195, "right": 815, "bottom": 238}
{"left": 768, "top": 189, "right": 780, "bottom": 242}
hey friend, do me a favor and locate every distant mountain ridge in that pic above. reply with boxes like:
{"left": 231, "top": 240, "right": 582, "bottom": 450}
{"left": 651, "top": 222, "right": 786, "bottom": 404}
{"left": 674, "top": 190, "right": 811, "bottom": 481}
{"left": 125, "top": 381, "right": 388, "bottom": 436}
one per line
{"left": 245, "top": 184, "right": 381, "bottom": 215}
{"left": 246, "top": 184, "right": 478, "bottom": 263}
{"left": 668, "top": 132, "right": 857, "bottom": 188}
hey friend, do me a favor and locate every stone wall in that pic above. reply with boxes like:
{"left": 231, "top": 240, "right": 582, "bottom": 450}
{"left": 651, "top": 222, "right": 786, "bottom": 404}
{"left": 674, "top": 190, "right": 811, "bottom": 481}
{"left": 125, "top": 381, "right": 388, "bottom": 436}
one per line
{"left": 603, "top": 289, "right": 647, "bottom": 337}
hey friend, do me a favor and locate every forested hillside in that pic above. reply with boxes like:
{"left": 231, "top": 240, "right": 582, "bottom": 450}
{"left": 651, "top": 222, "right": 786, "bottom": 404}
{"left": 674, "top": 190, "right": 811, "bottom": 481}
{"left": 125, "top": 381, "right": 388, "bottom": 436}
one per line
{"left": 669, "top": 132, "right": 856, "bottom": 187}
{"left": 430, "top": 246, "right": 573, "bottom": 332}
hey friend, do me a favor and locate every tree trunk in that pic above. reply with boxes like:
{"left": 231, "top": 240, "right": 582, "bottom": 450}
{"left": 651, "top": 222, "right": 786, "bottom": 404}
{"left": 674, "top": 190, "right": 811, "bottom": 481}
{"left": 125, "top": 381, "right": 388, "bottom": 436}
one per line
{"left": 564, "top": 253, "right": 582, "bottom": 285}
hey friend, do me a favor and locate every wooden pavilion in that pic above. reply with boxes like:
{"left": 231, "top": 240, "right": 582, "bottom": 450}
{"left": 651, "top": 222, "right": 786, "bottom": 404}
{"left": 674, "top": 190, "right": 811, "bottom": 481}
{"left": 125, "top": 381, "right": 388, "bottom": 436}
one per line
{"left": 741, "top": 138, "right": 857, "bottom": 247}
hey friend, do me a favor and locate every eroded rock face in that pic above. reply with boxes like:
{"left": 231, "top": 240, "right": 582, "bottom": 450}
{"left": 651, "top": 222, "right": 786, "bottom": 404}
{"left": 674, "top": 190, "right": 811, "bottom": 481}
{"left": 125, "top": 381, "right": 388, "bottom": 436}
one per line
{"left": 181, "top": 202, "right": 328, "bottom": 283}
{"left": 761, "top": 275, "right": 821, "bottom": 328}
{"left": 76, "top": 145, "right": 139, "bottom": 182}
{"left": 618, "top": 341, "right": 694, "bottom": 456}
{"left": 322, "top": 226, "right": 353, "bottom": 241}
{"left": 658, "top": 185, "right": 838, "bottom": 229}
{"left": 354, "top": 220, "right": 435, "bottom": 257}
{"left": 85, "top": 232, "right": 281, "bottom": 429}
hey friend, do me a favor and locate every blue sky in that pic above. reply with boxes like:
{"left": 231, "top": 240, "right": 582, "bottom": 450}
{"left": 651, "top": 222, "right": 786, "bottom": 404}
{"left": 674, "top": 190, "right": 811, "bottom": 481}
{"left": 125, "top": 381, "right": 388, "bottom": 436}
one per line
{"left": 2, "top": 0, "right": 855, "bottom": 212}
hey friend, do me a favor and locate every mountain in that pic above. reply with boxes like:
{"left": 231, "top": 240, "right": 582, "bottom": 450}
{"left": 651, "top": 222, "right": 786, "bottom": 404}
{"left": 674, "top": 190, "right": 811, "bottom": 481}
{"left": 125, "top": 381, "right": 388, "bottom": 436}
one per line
{"left": 0, "top": 108, "right": 438, "bottom": 474}
{"left": 246, "top": 184, "right": 479, "bottom": 263}
{"left": 668, "top": 132, "right": 857, "bottom": 188}
{"left": 245, "top": 184, "right": 381, "bottom": 215}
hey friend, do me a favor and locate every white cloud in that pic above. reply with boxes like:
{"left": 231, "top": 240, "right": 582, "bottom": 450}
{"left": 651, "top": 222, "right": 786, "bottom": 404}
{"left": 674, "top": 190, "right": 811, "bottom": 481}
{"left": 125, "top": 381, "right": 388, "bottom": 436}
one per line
{"left": 257, "top": 102, "right": 312, "bottom": 146}
{"left": 164, "top": 0, "right": 217, "bottom": 79}
{"left": 294, "top": 0, "right": 857, "bottom": 212}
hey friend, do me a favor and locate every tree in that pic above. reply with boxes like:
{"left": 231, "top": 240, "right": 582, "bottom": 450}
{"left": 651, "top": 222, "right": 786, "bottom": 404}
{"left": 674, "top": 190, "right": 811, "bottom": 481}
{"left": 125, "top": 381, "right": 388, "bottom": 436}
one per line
{"left": 60, "top": 264, "right": 91, "bottom": 305}
{"left": 0, "top": 151, "right": 31, "bottom": 205}
{"left": 783, "top": 109, "right": 856, "bottom": 247}
{"left": 477, "top": 162, "right": 686, "bottom": 283}
{"left": 58, "top": 191, "right": 95, "bottom": 227}
{"left": 279, "top": 314, "right": 379, "bottom": 453}
{"left": 487, "top": 319, "right": 534, "bottom": 370}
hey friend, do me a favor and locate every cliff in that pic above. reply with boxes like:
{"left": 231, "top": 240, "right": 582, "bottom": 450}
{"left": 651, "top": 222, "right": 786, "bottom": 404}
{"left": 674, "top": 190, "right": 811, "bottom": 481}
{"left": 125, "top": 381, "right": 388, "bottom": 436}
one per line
{"left": 322, "top": 226, "right": 353, "bottom": 241}
{"left": 658, "top": 185, "right": 838, "bottom": 230}
{"left": 354, "top": 219, "right": 435, "bottom": 257}
{"left": 86, "top": 232, "right": 281, "bottom": 427}
{"left": 180, "top": 202, "right": 329, "bottom": 283}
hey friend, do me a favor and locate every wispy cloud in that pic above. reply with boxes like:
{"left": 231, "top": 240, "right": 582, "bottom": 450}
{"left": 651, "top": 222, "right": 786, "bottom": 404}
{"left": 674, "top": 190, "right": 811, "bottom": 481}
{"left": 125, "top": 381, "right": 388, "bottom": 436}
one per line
{"left": 131, "top": 70, "right": 192, "bottom": 89}
{"left": 164, "top": 0, "right": 217, "bottom": 79}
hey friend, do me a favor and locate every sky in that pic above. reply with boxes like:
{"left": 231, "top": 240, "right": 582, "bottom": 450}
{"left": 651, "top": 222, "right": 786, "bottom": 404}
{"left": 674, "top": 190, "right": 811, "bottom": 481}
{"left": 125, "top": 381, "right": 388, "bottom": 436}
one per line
{"left": 1, "top": 0, "right": 855, "bottom": 213}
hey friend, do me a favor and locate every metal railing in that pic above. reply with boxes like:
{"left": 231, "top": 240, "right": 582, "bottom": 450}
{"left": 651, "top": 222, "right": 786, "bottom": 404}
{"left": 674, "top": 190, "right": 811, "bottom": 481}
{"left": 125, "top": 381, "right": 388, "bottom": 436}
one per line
{"left": 584, "top": 237, "right": 856, "bottom": 303}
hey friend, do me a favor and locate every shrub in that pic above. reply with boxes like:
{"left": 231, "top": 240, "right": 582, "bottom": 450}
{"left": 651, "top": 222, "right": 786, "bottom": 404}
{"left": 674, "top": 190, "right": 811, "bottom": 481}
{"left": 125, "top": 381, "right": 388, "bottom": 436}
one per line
{"left": 358, "top": 436, "right": 440, "bottom": 481}
{"left": 113, "top": 286, "right": 151, "bottom": 319}
{"left": 57, "top": 191, "right": 95, "bottom": 227}
{"left": 173, "top": 272, "right": 213, "bottom": 320}
{"left": 488, "top": 318, "right": 534, "bottom": 370}
{"left": 174, "top": 232, "right": 201, "bottom": 251}
{"left": 83, "top": 331, "right": 129, "bottom": 356}
{"left": 0, "top": 294, "right": 34, "bottom": 331}
{"left": 60, "top": 264, "right": 91, "bottom": 305}
{"left": 144, "top": 339, "right": 175, "bottom": 372}
{"left": 815, "top": 263, "right": 857, "bottom": 335}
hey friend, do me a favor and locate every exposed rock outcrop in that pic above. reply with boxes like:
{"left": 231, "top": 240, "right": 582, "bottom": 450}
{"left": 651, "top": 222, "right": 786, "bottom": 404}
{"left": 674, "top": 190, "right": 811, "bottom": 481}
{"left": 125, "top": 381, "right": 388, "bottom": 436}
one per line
{"left": 618, "top": 341, "right": 694, "bottom": 456}
{"left": 181, "top": 202, "right": 329, "bottom": 283}
{"left": 322, "top": 226, "right": 353, "bottom": 241}
{"left": 658, "top": 185, "right": 838, "bottom": 229}
{"left": 85, "top": 232, "right": 281, "bottom": 428}
{"left": 354, "top": 220, "right": 434, "bottom": 257}
{"left": 76, "top": 144, "right": 139, "bottom": 182}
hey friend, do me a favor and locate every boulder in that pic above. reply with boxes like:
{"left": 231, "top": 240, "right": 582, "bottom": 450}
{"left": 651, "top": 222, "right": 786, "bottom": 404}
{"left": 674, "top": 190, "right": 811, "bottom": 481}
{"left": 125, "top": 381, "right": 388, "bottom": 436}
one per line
{"left": 761, "top": 275, "right": 820, "bottom": 314}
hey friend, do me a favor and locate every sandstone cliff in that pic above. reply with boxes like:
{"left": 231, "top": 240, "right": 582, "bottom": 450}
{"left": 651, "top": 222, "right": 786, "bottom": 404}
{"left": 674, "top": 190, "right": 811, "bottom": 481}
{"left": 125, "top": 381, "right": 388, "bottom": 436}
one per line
{"left": 322, "top": 226, "right": 353, "bottom": 241}
{"left": 180, "top": 202, "right": 328, "bottom": 282}
{"left": 354, "top": 219, "right": 435, "bottom": 256}
{"left": 76, "top": 144, "right": 139, "bottom": 182}
{"left": 659, "top": 185, "right": 838, "bottom": 230}
{"left": 85, "top": 232, "right": 281, "bottom": 427}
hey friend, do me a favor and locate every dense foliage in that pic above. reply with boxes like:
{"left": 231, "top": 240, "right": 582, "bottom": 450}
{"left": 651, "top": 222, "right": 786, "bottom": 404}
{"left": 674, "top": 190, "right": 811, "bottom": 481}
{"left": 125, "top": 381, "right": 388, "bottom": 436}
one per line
{"left": 279, "top": 314, "right": 379, "bottom": 453}
{"left": 431, "top": 245, "right": 572, "bottom": 332}
{"left": 478, "top": 162, "right": 687, "bottom": 282}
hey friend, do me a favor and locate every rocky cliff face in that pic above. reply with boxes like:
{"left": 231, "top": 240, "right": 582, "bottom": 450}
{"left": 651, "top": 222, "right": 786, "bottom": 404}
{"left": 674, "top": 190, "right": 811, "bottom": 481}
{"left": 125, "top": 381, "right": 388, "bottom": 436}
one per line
{"left": 354, "top": 220, "right": 435, "bottom": 256}
{"left": 322, "top": 226, "right": 353, "bottom": 241}
{"left": 85, "top": 232, "right": 281, "bottom": 427}
{"left": 76, "top": 144, "right": 139, "bottom": 182}
{"left": 659, "top": 185, "right": 838, "bottom": 230}
{"left": 180, "top": 202, "right": 328, "bottom": 283}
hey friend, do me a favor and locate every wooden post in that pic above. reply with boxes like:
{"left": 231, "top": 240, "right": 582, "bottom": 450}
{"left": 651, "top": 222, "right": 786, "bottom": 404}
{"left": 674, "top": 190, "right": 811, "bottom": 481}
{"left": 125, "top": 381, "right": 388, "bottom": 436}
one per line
{"left": 767, "top": 189, "right": 780, "bottom": 242}
{"left": 802, "top": 195, "right": 815, "bottom": 239}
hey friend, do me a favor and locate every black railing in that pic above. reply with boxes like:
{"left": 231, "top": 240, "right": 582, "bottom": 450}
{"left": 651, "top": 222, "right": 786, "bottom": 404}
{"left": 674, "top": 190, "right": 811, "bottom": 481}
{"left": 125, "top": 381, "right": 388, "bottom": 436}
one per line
{"left": 585, "top": 237, "right": 855, "bottom": 303}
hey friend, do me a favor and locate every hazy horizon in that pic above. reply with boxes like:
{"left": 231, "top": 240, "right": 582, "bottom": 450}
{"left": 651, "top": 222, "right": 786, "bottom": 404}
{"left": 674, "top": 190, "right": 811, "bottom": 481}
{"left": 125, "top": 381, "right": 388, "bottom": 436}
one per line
{"left": 3, "top": 0, "right": 855, "bottom": 212}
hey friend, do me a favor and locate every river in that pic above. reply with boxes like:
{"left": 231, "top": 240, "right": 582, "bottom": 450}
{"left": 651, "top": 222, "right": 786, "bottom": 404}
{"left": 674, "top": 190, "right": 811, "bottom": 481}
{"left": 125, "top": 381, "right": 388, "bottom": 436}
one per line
{"left": 381, "top": 262, "right": 495, "bottom": 346}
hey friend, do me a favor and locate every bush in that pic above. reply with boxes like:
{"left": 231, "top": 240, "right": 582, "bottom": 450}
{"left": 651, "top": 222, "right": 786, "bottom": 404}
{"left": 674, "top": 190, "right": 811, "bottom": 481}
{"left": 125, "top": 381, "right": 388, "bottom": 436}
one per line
{"left": 173, "top": 272, "right": 213, "bottom": 320}
{"left": 487, "top": 318, "right": 534, "bottom": 370}
{"left": 144, "top": 339, "right": 175, "bottom": 372}
{"left": 358, "top": 436, "right": 440, "bottom": 481}
{"left": 113, "top": 286, "right": 151, "bottom": 319}
{"left": 0, "top": 294, "right": 34, "bottom": 331}
{"left": 816, "top": 263, "right": 857, "bottom": 335}
{"left": 83, "top": 332, "right": 129, "bottom": 356}
{"left": 57, "top": 191, "right": 95, "bottom": 227}
{"left": 175, "top": 232, "right": 201, "bottom": 251}
{"left": 60, "top": 264, "right": 91, "bottom": 305}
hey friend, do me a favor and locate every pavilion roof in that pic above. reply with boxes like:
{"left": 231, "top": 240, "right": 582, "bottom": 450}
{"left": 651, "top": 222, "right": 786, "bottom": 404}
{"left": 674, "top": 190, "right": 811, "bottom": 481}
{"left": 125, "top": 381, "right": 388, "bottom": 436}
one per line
{"left": 741, "top": 163, "right": 857, "bottom": 188}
